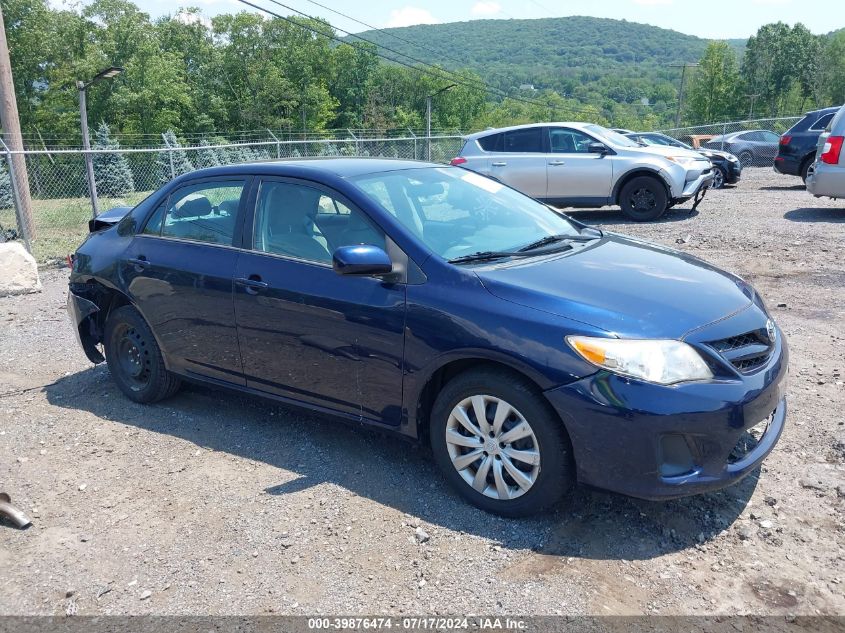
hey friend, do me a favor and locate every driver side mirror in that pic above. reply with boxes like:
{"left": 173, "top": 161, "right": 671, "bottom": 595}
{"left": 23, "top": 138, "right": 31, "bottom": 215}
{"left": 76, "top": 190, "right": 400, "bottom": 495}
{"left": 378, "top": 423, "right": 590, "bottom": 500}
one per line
{"left": 588, "top": 142, "right": 609, "bottom": 155}
{"left": 332, "top": 245, "right": 393, "bottom": 277}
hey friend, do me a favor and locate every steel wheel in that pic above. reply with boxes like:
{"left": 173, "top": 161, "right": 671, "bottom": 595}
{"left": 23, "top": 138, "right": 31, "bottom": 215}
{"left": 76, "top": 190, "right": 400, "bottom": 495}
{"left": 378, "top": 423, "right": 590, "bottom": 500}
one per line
{"left": 712, "top": 167, "right": 725, "bottom": 189}
{"left": 445, "top": 395, "right": 540, "bottom": 500}
{"left": 114, "top": 324, "right": 152, "bottom": 391}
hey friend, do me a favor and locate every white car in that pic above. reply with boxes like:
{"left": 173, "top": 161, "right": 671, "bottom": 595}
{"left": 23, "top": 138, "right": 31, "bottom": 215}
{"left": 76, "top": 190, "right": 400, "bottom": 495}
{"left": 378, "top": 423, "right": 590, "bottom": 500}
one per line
{"left": 451, "top": 122, "right": 714, "bottom": 221}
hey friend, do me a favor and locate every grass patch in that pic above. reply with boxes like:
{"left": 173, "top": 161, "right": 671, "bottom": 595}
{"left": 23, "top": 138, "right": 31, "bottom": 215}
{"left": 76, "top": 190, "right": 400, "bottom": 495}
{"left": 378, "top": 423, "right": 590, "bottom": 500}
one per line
{"left": 0, "top": 192, "right": 151, "bottom": 263}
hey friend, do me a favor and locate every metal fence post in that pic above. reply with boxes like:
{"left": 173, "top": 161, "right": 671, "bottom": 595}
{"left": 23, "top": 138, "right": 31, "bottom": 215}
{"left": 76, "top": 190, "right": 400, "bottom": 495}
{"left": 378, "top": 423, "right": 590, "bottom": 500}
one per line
{"left": 267, "top": 129, "right": 281, "bottom": 159}
{"left": 348, "top": 129, "right": 359, "bottom": 156}
{"left": 1, "top": 140, "right": 33, "bottom": 253}
{"left": 408, "top": 129, "right": 417, "bottom": 160}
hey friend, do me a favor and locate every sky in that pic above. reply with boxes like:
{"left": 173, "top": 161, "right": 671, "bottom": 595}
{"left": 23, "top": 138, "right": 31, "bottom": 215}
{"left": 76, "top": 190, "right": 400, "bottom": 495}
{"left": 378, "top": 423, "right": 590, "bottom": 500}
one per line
{"left": 68, "top": 0, "right": 844, "bottom": 39}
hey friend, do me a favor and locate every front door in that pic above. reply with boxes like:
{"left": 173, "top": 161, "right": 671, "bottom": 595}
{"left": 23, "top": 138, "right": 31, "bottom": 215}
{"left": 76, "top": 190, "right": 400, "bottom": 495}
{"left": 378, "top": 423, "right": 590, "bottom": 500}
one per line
{"left": 233, "top": 178, "right": 406, "bottom": 424}
{"left": 122, "top": 177, "right": 250, "bottom": 384}
{"left": 545, "top": 127, "right": 614, "bottom": 202}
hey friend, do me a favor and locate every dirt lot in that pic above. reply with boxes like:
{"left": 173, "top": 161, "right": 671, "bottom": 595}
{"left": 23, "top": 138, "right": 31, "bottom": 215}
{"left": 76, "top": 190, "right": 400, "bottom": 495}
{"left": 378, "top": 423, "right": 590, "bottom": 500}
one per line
{"left": 1, "top": 168, "right": 843, "bottom": 616}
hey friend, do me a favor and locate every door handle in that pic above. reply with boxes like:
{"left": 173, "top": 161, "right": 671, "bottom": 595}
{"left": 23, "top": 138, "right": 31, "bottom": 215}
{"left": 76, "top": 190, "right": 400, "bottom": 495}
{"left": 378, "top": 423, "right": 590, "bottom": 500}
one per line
{"left": 491, "top": 161, "right": 507, "bottom": 167}
{"left": 235, "top": 276, "right": 269, "bottom": 295}
{"left": 548, "top": 160, "right": 566, "bottom": 166}
{"left": 127, "top": 257, "right": 150, "bottom": 271}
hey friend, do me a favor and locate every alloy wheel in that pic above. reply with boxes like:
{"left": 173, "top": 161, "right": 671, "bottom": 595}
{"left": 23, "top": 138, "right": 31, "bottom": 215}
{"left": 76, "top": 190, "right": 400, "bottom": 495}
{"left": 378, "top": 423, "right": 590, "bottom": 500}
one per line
{"left": 444, "top": 395, "right": 540, "bottom": 500}
{"left": 629, "top": 187, "right": 656, "bottom": 212}
{"left": 712, "top": 168, "right": 725, "bottom": 189}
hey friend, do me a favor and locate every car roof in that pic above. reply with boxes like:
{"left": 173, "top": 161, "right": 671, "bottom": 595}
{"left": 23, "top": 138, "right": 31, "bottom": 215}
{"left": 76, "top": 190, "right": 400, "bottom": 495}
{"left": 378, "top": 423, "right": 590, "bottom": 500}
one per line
{"left": 804, "top": 106, "right": 841, "bottom": 116}
{"left": 177, "top": 157, "right": 443, "bottom": 180}
{"left": 464, "top": 122, "right": 595, "bottom": 139}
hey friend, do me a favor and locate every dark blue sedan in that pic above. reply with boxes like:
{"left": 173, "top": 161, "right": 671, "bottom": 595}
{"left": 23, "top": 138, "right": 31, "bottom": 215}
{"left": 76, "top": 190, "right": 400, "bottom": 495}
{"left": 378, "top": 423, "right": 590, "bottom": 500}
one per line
{"left": 67, "top": 159, "right": 788, "bottom": 516}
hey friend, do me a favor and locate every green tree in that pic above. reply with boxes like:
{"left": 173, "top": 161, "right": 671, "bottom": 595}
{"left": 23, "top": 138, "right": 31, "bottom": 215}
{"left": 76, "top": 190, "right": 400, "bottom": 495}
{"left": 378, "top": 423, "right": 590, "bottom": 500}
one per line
{"left": 92, "top": 122, "right": 135, "bottom": 197}
{"left": 687, "top": 41, "right": 741, "bottom": 123}
{"left": 0, "top": 160, "right": 13, "bottom": 209}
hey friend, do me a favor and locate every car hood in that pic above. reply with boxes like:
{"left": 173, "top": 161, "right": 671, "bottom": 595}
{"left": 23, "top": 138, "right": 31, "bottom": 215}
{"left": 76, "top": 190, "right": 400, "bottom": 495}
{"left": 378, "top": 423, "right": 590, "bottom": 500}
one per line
{"left": 623, "top": 144, "right": 710, "bottom": 162}
{"left": 699, "top": 149, "right": 736, "bottom": 160}
{"left": 476, "top": 234, "right": 754, "bottom": 339}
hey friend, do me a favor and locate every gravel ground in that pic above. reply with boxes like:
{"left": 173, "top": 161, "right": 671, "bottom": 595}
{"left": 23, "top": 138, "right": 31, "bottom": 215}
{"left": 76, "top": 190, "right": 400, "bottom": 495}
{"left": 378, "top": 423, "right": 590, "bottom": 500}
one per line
{"left": 1, "top": 168, "right": 843, "bottom": 616}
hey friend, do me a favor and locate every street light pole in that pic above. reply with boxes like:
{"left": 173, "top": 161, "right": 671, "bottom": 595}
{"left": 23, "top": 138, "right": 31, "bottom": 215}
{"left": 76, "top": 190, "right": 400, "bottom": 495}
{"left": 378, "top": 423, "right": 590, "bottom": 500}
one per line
{"left": 77, "top": 66, "right": 123, "bottom": 219}
{"left": 426, "top": 84, "right": 456, "bottom": 161}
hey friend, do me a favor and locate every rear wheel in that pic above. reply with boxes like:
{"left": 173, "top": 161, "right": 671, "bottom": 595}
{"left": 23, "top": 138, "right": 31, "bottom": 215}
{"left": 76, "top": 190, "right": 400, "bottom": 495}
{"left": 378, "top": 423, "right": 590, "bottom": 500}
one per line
{"left": 430, "top": 368, "right": 574, "bottom": 517}
{"left": 619, "top": 175, "right": 669, "bottom": 221}
{"left": 711, "top": 166, "right": 726, "bottom": 189}
{"left": 104, "top": 305, "right": 181, "bottom": 403}
{"left": 739, "top": 151, "right": 753, "bottom": 168}
{"left": 800, "top": 157, "right": 813, "bottom": 184}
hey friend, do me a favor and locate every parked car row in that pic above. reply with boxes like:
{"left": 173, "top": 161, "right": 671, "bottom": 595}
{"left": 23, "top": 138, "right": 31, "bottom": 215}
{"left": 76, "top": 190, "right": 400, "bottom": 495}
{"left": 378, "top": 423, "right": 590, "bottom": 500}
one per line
{"left": 450, "top": 122, "right": 714, "bottom": 221}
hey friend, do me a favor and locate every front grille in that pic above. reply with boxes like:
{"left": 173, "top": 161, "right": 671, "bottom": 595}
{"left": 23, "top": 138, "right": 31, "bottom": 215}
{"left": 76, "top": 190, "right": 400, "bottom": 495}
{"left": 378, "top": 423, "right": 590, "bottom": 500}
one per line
{"left": 707, "top": 328, "right": 773, "bottom": 374}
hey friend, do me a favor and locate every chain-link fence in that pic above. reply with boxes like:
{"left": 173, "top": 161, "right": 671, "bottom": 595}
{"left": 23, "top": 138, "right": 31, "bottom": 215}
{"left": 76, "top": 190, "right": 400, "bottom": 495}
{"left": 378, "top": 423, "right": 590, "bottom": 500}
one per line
{"left": 658, "top": 117, "right": 801, "bottom": 168}
{"left": 1, "top": 134, "right": 465, "bottom": 263}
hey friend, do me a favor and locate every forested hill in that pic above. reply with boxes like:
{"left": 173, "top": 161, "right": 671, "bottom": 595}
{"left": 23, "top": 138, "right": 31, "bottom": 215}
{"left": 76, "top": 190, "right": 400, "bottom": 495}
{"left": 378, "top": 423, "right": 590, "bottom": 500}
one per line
{"left": 350, "top": 16, "right": 745, "bottom": 96}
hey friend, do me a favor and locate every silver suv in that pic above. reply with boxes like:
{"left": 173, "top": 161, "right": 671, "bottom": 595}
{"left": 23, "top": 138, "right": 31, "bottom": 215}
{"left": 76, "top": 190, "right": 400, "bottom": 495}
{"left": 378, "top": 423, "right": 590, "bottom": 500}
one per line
{"left": 451, "top": 122, "right": 714, "bottom": 221}
{"left": 806, "top": 103, "right": 845, "bottom": 200}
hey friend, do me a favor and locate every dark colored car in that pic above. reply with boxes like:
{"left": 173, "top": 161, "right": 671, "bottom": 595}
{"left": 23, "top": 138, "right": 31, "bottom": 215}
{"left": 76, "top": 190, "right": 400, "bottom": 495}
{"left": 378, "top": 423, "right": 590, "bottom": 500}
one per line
{"left": 67, "top": 159, "right": 788, "bottom": 517}
{"left": 626, "top": 132, "right": 742, "bottom": 189}
{"left": 775, "top": 106, "right": 840, "bottom": 183}
{"left": 703, "top": 130, "right": 781, "bottom": 167}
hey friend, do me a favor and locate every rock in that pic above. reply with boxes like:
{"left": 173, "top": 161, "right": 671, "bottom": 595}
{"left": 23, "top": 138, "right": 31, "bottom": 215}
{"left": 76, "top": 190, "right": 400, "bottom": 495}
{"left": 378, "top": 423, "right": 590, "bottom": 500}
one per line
{"left": 79, "top": 534, "right": 91, "bottom": 542}
{"left": 414, "top": 527, "right": 430, "bottom": 544}
{"left": 759, "top": 519, "right": 774, "bottom": 529}
{"left": 0, "top": 242, "right": 41, "bottom": 297}
{"left": 738, "top": 526, "right": 754, "bottom": 540}
{"left": 764, "top": 496, "right": 777, "bottom": 506}
{"left": 139, "top": 590, "right": 152, "bottom": 600}
{"left": 78, "top": 484, "right": 87, "bottom": 492}
{"left": 65, "top": 590, "right": 75, "bottom": 598}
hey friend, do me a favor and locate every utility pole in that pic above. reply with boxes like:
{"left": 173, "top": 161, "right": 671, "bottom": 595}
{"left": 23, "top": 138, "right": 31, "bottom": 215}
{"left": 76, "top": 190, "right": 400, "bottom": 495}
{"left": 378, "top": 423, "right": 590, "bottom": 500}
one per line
{"left": 669, "top": 62, "right": 698, "bottom": 128}
{"left": 425, "top": 84, "right": 456, "bottom": 161}
{"left": 0, "top": 3, "right": 35, "bottom": 243}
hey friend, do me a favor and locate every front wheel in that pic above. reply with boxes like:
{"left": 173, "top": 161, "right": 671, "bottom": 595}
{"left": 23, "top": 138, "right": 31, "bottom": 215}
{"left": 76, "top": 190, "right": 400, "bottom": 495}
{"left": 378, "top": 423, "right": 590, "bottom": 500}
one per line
{"left": 619, "top": 176, "right": 669, "bottom": 221}
{"left": 711, "top": 167, "right": 726, "bottom": 189}
{"left": 104, "top": 305, "right": 181, "bottom": 403}
{"left": 430, "top": 368, "right": 574, "bottom": 517}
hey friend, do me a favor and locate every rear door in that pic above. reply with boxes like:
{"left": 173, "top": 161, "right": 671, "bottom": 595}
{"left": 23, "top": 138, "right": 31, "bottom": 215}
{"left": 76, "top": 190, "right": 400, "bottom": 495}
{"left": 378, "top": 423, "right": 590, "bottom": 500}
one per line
{"left": 232, "top": 177, "right": 406, "bottom": 423}
{"left": 485, "top": 127, "right": 547, "bottom": 198}
{"left": 122, "top": 177, "right": 250, "bottom": 384}
{"left": 545, "top": 126, "right": 613, "bottom": 202}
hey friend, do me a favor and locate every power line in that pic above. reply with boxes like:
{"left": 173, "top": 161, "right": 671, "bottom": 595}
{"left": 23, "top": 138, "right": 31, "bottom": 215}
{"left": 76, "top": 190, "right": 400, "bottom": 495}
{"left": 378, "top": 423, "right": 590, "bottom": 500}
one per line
{"left": 238, "top": 0, "right": 599, "bottom": 117}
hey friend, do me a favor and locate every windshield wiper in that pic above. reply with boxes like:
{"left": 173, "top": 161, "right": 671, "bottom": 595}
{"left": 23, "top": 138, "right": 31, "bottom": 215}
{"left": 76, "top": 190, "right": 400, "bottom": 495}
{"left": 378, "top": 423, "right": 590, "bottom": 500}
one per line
{"left": 448, "top": 250, "right": 535, "bottom": 264}
{"left": 517, "top": 232, "right": 601, "bottom": 253}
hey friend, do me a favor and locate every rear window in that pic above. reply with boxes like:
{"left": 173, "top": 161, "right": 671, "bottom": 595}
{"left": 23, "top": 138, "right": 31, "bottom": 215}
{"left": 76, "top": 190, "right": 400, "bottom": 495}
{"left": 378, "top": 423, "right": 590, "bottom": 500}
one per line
{"left": 503, "top": 128, "right": 543, "bottom": 152}
{"left": 810, "top": 113, "right": 835, "bottom": 131}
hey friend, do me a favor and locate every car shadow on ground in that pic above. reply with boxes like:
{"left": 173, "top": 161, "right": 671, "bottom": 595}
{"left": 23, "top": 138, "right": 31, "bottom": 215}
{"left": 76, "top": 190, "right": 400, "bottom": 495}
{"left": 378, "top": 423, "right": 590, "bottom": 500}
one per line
{"left": 44, "top": 366, "right": 755, "bottom": 560}
{"left": 760, "top": 184, "right": 806, "bottom": 191}
{"left": 784, "top": 207, "right": 844, "bottom": 223}
{"left": 565, "top": 208, "right": 701, "bottom": 226}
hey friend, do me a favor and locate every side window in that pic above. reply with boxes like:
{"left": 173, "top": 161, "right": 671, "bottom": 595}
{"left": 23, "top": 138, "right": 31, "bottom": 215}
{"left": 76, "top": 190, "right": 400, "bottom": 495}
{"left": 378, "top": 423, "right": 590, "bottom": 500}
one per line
{"left": 761, "top": 131, "right": 780, "bottom": 143}
{"left": 478, "top": 133, "right": 503, "bottom": 152}
{"left": 503, "top": 128, "right": 543, "bottom": 153}
{"left": 142, "top": 202, "right": 166, "bottom": 235}
{"left": 549, "top": 128, "right": 595, "bottom": 153}
{"left": 810, "top": 113, "right": 834, "bottom": 131}
{"left": 738, "top": 132, "right": 757, "bottom": 142}
{"left": 160, "top": 180, "right": 245, "bottom": 245}
{"left": 253, "top": 181, "right": 384, "bottom": 264}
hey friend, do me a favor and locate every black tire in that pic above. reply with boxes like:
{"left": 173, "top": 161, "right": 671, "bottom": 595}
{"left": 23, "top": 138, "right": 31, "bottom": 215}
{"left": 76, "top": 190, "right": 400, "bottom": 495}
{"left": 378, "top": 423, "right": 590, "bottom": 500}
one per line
{"left": 800, "top": 157, "right": 813, "bottom": 184}
{"left": 429, "top": 367, "right": 575, "bottom": 517}
{"left": 619, "top": 175, "right": 669, "bottom": 221}
{"left": 104, "top": 305, "right": 181, "bottom": 403}
{"left": 711, "top": 167, "right": 726, "bottom": 189}
{"left": 739, "top": 151, "right": 753, "bottom": 168}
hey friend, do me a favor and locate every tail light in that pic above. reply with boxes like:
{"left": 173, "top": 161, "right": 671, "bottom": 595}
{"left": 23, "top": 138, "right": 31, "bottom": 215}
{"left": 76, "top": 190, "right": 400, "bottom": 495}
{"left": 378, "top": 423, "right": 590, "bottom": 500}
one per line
{"left": 820, "top": 136, "right": 844, "bottom": 165}
{"left": 450, "top": 157, "right": 467, "bottom": 166}
{"left": 779, "top": 135, "right": 792, "bottom": 146}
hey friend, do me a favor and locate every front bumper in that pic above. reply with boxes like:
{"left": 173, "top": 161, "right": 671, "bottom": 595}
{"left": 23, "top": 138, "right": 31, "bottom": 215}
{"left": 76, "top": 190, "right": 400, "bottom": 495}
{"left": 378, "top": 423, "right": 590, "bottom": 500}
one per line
{"left": 545, "top": 327, "right": 788, "bottom": 500}
{"left": 724, "top": 160, "right": 742, "bottom": 183}
{"left": 679, "top": 169, "right": 715, "bottom": 198}
{"left": 805, "top": 162, "right": 845, "bottom": 198}
{"left": 67, "top": 289, "right": 105, "bottom": 363}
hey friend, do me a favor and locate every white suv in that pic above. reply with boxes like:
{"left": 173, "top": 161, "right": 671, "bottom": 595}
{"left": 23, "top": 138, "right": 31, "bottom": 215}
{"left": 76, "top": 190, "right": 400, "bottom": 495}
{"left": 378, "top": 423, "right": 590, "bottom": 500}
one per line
{"left": 451, "top": 122, "right": 714, "bottom": 221}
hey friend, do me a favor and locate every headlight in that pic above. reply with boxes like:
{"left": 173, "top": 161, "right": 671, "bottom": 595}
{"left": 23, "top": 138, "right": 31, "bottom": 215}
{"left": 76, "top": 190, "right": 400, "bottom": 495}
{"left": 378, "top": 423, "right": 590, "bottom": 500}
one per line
{"left": 665, "top": 155, "right": 701, "bottom": 168}
{"left": 566, "top": 336, "right": 713, "bottom": 385}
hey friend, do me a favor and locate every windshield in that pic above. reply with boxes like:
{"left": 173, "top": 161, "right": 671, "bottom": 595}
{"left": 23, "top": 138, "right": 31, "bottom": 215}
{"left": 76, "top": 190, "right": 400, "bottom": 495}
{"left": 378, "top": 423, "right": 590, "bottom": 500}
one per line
{"left": 351, "top": 167, "right": 582, "bottom": 261}
{"left": 585, "top": 124, "right": 640, "bottom": 148}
